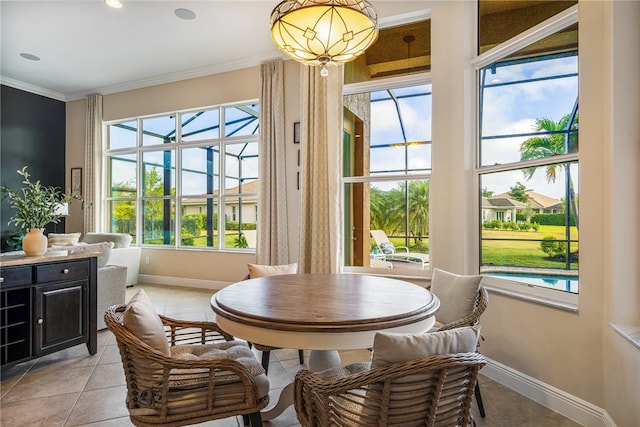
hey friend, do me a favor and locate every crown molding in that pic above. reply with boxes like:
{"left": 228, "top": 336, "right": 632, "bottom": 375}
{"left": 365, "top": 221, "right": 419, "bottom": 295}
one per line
{"left": 0, "top": 76, "right": 67, "bottom": 102}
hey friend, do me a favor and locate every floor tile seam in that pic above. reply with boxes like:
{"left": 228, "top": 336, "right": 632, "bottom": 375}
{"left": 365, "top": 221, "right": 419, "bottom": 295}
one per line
{"left": 0, "top": 359, "right": 38, "bottom": 398}
{"left": 1, "top": 389, "right": 81, "bottom": 405}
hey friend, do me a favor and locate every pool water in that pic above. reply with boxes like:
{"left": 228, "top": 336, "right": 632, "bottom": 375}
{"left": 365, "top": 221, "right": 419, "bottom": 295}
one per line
{"left": 485, "top": 272, "right": 579, "bottom": 293}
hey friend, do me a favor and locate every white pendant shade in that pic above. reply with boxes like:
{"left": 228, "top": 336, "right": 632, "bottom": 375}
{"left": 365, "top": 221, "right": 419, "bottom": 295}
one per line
{"left": 270, "top": 0, "right": 378, "bottom": 72}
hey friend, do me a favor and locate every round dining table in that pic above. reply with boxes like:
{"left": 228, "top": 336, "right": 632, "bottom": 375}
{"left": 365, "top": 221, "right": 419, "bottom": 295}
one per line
{"left": 210, "top": 273, "right": 440, "bottom": 420}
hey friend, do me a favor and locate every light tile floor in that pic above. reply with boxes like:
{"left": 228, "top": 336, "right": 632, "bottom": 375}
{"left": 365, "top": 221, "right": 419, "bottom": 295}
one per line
{"left": 1, "top": 284, "right": 582, "bottom": 427}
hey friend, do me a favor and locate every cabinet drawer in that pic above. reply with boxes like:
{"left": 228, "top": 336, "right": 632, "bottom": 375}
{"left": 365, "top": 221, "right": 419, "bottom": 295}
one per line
{"left": 35, "top": 260, "right": 90, "bottom": 284}
{"left": 0, "top": 266, "right": 33, "bottom": 288}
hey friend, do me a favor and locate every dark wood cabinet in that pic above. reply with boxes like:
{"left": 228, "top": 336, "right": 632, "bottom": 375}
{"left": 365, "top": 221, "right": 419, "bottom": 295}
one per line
{"left": 0, "top": 254, "right": 97, "bottom": 367}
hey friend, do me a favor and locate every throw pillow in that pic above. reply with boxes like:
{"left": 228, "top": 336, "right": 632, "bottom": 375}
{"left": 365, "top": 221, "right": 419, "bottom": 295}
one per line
{"left": 429, "top": 268, "right": 482, "bottom": 326}
{"left": 67, "top": 241, "right": 114, "bottom": 268}
{"left": 82, "top": 232, "right": 132, "bottom": 249}
{"left": 248, "top": 263, "right": 298, "bottom": 278}
{"left": 123, "top": 289, "right": 170, "bottom": 355}
{"left": 370, "top": 325, "right": 481, "bottom": 368}
{"left": 47, "top": 232, "right": 81, "bottom": 247}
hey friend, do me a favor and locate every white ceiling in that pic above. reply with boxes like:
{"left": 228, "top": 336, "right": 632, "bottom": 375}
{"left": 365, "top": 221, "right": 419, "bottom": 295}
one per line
{"left": 1, "top": 1, "right": 430, "bottom": 101}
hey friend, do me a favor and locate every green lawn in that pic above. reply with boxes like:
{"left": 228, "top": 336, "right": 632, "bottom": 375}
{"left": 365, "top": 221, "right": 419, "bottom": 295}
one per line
{"left": 482, "top": 225, "right": 578, "bottom": 269}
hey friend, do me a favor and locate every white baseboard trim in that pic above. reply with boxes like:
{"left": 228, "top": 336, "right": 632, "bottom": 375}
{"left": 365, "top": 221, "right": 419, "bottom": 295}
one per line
{"left": 483, "top": 357, "right": 616, "bottom": 427}
{"left": 137, "top": 274, "right": 229, "bottom": 291}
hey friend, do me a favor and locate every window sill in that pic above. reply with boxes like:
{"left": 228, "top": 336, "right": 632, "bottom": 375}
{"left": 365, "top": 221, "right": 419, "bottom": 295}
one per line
{"left": 610, "top": 323, "right": 640, "bottom": 351}
{"left": 481, "top": 276, "right": 578, "bottom": 312}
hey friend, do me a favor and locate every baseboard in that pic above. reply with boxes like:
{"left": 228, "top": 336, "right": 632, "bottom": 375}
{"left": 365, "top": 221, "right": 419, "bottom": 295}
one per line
{"left": 483, "top": 357, "right": 616, "bottom": 427}
{"left": 137, "top": 274, "right": 229, "bottom": 291}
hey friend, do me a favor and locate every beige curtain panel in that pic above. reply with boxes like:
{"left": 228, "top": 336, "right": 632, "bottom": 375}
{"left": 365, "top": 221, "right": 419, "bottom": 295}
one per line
{"left": 298, "top": 64, "right": 344, "bottom": 274}
{"left": 257, "top": 60, "right": 290, "bottom": 265}
{"left": 84, "top": 94, "right": 103, "bottom": 233}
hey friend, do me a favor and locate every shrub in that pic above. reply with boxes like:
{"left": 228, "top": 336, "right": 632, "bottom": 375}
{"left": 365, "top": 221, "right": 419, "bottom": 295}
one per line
{"left": 540, "top": 235, "right": 566, "bottom": 257}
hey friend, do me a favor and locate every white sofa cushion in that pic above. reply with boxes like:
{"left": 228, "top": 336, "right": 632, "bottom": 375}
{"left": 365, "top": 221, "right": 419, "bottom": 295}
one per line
{"left": 247, "top": 263, "right": 298, "bottom": 278}
{"left": 82, "top": 232, "right": 132, "bottom": 248}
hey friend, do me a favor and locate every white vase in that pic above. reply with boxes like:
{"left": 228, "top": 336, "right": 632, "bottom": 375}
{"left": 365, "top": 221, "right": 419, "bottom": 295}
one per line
{"left": 22, "top": 228, "right": 48, "bottom": 256}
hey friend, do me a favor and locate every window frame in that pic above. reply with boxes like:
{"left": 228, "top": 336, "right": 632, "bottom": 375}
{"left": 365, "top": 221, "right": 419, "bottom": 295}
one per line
{"left": 343, "top": 72, "right": 433, "bottom": 278}
{"left": 103, "top": 100, "right": 259, "bottom": 252}
{"left": 472, "top": 5, "right": 579, "bottom": 310}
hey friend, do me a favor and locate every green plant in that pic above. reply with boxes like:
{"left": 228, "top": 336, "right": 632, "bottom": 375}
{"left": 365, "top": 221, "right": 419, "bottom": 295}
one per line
{"left": 0, "top": 167, "right": 80, "bottom": 231}
{"left": 234, "top": 233, "right": 248, "bottom": 248}
{"left": 540, "top": 235, "right": 566, "bottom": 257}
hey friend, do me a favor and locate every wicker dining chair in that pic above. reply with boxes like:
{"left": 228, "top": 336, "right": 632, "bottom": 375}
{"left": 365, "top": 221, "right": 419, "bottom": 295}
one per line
{"left": 294, "top": 352, "right": 486, "bottom": 427}
{"left": 243, "top": 263, "right": 304, "bottom": 373}
{"left": 428, "top": 268, "right": 489, "bottom": 418}
{"left": 104, "top": 291, "right": 269, "bottom": 427}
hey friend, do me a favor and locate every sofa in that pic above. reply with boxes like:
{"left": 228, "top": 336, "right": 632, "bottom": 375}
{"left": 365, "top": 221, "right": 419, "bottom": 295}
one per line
{"left": 80, "top": 233, "right": 141, "bottom": 287}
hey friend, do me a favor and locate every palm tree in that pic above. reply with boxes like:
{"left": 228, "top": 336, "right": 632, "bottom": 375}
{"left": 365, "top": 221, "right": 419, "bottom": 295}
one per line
{"left": 520, "top": 113, "right": 579, "bottom": 229}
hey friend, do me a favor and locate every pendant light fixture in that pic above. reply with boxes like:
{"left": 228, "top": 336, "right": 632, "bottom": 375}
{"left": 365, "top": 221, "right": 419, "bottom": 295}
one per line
{"left": 270, "top": 0, "right": 379, "bottom": 77}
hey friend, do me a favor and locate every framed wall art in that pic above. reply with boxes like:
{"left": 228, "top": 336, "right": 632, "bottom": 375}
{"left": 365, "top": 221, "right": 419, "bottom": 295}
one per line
{"left": 71, "top": 167, "right": 82, "bottom": 197}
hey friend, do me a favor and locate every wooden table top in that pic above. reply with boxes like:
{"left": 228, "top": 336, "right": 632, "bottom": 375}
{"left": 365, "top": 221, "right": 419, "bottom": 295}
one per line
{"left": 211, "top": 273, "right": 439, "bottom": 333}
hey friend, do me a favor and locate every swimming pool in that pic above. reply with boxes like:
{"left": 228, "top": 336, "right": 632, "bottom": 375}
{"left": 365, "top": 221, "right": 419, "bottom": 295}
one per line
{"left": 484, "top": 272, "right": 579, "bottom": 293}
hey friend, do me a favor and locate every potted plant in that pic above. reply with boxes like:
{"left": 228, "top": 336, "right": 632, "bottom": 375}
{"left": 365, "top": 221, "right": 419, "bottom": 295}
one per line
{"left": 1, "top": 166, "right": 80, "bottom": 256}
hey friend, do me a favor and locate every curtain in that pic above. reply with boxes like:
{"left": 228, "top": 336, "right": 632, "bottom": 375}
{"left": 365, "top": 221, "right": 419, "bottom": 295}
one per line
{"left": 298, "top": 64, "right": 344, "bottom": 274}
{"left": 84, "top": 94, "right": 103, "bottom": 232}
{"left": 257, "top": 60, "right": 290, "bottom": 264}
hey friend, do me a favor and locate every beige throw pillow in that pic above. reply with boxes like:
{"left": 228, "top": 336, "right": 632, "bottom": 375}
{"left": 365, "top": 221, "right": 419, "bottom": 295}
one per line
{"left": 67, "top": 241, "right": 114, "bottom": 268}
{"left": 47, "top": 232, "right": 81, "bottom": 247}
{"left": 429, "top": 268, "right": 482, "bottom": 326}
{"left": 247, "top": 263, "right": 298, "bottom": 278}
{"left": 370, "top": 325, "right": 481, "bottom": 368}
{"left": 123, "top": 289, "right": 170, "bottom": 355}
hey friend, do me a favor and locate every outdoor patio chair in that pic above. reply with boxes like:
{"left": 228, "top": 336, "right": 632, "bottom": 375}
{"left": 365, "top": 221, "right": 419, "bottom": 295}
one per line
{"left": 294, "top": 326, "right": 486, "bottom": 427}
{"left": 370, "top": 229, "right": 429, "bottom": 269}
{"left": 428, "top": 268, "right": 489, "bottom": 418}
{"left": 105, "top": 289, "right": 269, "bottom": 427}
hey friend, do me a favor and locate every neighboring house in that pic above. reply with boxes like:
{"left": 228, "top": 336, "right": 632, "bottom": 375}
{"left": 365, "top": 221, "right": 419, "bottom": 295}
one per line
{"left": 481, "top": 196, "right": 528, "bottom": 222}
{"left": 493, "top": 190, "right": 564, "bottom": 214}
{"left": 181, "top": 180, "right": 258, "bottom": 224}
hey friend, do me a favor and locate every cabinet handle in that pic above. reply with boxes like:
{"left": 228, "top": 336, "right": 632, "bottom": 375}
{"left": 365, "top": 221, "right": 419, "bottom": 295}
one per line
{"left": 63, "top": 269, "right": 70, "bottom": 274}
{"left": 37, "top": 318, "right": 43, "bottom": 324}
{"left": 0, "top": 277, "right": 4, "bottom": 283}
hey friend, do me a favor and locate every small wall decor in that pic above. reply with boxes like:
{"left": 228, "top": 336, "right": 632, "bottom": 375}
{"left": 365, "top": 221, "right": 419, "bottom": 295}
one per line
{"left": 293, "top": 121, "right": 300, "bottom": 144}
{"left": 71, "top": 167, "right": 82, "bottom": 196}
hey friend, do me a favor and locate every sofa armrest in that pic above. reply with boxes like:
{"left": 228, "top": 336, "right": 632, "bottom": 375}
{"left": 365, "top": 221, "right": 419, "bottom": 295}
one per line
{"left": 108, "top": 246, "right": 141, "bottom": 287}
{"left": 97, "top": 265, "right": 127, "bottom": 330}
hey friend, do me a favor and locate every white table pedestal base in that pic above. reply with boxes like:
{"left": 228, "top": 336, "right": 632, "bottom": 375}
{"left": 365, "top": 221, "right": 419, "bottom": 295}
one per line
{"left": 262, "top": 350, "right": 342, "bottom": 421}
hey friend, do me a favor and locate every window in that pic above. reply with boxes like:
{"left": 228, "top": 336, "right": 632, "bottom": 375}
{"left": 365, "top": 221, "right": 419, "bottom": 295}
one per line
{"left": 343, "top": 78, "right": 432, "bottom": 273}
{"left": 475, "top": 4, "right": 578, "bottom": 303}
{"left": 105, "top": 102, "right": 259, "bottom": 250}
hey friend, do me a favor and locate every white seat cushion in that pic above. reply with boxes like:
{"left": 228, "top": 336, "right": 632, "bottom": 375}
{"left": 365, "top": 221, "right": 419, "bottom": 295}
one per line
{"left": 247, "top": 262, "right": 298, "bottom": 278}
{"left": 430, "top": 268, "right": 482, "bottom": 326}
{"left": 371, "top": 325, "right": 481, "bottom": 368}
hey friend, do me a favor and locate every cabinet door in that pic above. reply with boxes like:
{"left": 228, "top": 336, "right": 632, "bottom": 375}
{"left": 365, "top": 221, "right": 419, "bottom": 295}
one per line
{"left": 33, "top": 280, "right": 88, "bottom": 356}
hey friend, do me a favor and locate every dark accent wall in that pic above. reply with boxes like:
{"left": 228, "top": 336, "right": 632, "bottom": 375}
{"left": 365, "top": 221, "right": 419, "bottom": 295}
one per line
{"left": 1, "top": 85, "right": 66, "bottom": 251}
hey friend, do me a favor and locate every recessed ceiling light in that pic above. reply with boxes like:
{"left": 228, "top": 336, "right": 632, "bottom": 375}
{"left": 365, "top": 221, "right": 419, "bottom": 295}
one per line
{"left": 20, "top": 53, "right": 40, "bottom": 61}
{"left": 105, "top": 0, "right": 123, "bottom": 9}
{"left": 174, "top": 8, "right": 196, "bottom": 20}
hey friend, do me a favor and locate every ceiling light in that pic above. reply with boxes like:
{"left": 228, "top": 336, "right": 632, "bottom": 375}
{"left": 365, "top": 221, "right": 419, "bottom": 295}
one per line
{"left": 174, "top": 8, "right": 196, "bottom": 20}
{"left": 270, "top": 0, "right": 378, "bottom": 77}
{"left": 20, "top": 53, "right": 40, "bottom": 61}
{"left": 105, "top": 0, "right": 122, "bottom": 9}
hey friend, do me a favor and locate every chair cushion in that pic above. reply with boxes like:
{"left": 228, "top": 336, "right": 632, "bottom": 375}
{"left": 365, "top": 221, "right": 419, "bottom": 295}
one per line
{"left": 67, "top": 241, "right": 114, "bottom": 268}
{"left": 123, "top": 289, "right": 170, "bottom": 355}
{"left": 370, "top": 325, "right": 481, "bottom": 368}
{"left": 82, "top": 232, "right": 132, "bottom": 248}
{"left": 430, "top": 268, "right": 482, "bottom": 326}
{"left": 379, "top": 242, "right": 395, "bottom": 254}
{"left": 47, "top": 232, "right": 81, "bottom": 247}
{"left": 172, "top": 341, "right": 270, "bottom": 399}
{"left": 247, "top": 262, "right": 298, "bottom": 278}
